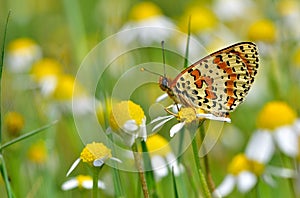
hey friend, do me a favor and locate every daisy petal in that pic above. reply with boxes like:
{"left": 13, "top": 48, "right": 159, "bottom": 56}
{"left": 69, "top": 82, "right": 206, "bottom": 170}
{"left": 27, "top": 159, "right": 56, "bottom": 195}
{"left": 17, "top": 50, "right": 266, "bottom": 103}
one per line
{"left": 110, "top": 157, "right": 123, "bottom": 163}
{"left": 82, "top": 180, "right": 106, "bottom": 189}
{"left": 237, "top": 171, "right": 257, "bottom": 193}
{"left": 196, "top": 113, "right": 231, "bottom": 123}
{"left": 151, "top": 155, "right": 168, "bottom": 181}
{"left": 152, "top": 115, "right": 174, "bottom": 132}
{"left": 166, "top": 153, "right": 184, "bottom": 175}
{"left": 213, "top": 174, "right": 235, "bottom": 197}
{"left": 267, "top": 166, "right": 296, "bottom": 178}
{"left": 170, "top": 122, "right": 185, "bottom": 137}
{"left": 150, "top": 115, "right": 173, "bottom": 124}
{"left": 93, "top": 159, "right": 105, "bottom": 167}
{"left": 61, "top": 178, "right": 79, "bottom": 190}
{"left": 274, "top": 126, "right": 298, "bottom": 157}
{"left": 66, "top": 158, "right": 81, "bottom": 176}
{"left": 262, "top": 174, "right": 276, "bottom": 187}
{"left": 246, "top": 130, "right": 274, "bottom": 163}
{"left": 123, "top": 120, "right": 138, "bottom": 132}
{"left": 156, "top": 93, "right": 169, "bottom": 102}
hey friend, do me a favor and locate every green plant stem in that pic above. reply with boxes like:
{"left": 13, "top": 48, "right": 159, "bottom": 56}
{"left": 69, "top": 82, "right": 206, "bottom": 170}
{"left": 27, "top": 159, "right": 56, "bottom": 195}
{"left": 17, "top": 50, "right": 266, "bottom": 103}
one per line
{"left": 199, "top": 125, "right": 215, "bottom": 192}
{"left": 190, "top": 130, "right": 211, "bottom": 198}
{"left": 0, "top": 154, "right": 13, "bottom": 198}
{"left": 132, "top": 141, "right": 149, "bottom": 198}
{"left": 92, "top": 167, "right": 100, "bottom": 198}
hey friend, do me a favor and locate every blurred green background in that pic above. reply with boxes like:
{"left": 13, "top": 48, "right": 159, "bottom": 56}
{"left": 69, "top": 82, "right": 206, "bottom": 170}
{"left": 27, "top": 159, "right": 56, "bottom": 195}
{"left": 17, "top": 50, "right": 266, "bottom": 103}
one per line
{"left": 0, "top": 0, "right": 299, "bottom": 197}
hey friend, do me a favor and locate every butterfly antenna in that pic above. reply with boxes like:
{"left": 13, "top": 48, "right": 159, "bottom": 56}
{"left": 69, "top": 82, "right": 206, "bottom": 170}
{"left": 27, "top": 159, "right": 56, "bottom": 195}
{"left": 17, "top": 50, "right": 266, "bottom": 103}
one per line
{"left": 140, "top": 67, "right": 163, "bottom": 77}
{"left": 161, "top": 41, "right": 166, "bottom": 77}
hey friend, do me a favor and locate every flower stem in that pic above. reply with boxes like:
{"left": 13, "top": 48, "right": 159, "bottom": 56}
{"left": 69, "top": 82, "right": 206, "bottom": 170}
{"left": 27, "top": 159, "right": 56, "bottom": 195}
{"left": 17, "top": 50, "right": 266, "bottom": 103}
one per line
{"left": 92, "top": 167, "right": 100, "bottom": 198}
{"left": 132, "top": 141, "right": 149, "bottom": 198}
{"left": 199, "top": 125, "right": 215, "bottom": 192}
{"left": 190, "top": 129, "right": 211, "bottom": 198}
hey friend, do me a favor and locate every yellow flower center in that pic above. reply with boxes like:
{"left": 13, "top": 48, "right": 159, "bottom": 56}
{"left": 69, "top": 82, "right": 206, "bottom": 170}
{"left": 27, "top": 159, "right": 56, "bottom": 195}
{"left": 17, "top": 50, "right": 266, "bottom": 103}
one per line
{"left": 178, "top": 107, "right": 197, "bottom": 123}
{"left": 31, "top": 58, "right": 62, "bottom": 81}
{"left": 177, "top": 107, "right": 205, "bottom": 123}
{"left": 179, "top": 6, "right": 218, "bottom": 33}
{"left": 249, "top": 160, "right": 265, "bottom": 176}
{"left": 8, "top": 38, "right": 38, "bottom": 52}
{"left": 110, "top": 100, "right": 145, "bottom": 131}
{"left": 257, "top": 101, "right": 297, "bottom": 130}
{"left": 248, "top": 19, "right": 276, "bottom": 43}
{"left": 52, "top": 75, "right": 84, "bottom": 100}
{"left": 227, "top": 154, "right": 250, "bottom": 175}
{"left": 76, "top": 175, "right": 92, "bottom": 188}
{"left": 27, "top": 140, "right": 47, "bottom": 164}
{"left": 4, "top": 112, "right": 25, "bottom": 136}
{"left": 130, "top": 2, "right": 162, "bottom": 21}
{"left": 228, "top": 154, "right": 265, "bottom": 176}
{"left": 80, "top": 142, "right": 112, "bottom": 165}
{"left": 146, "top": 134, "right": 171, "bottom": 156}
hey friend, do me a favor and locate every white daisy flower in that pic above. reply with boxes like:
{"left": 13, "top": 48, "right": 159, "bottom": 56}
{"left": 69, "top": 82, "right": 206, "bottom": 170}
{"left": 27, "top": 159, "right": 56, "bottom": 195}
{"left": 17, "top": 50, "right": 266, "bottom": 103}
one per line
{"left": 118, "top": 1, "right": 175, "bottom": 45}
{"left": 62, "top": 175, "right": 105, "bottom": 190}
{"left": 213, "top": 152, "right": 295, "bottom": 197}
{"left": 110, "top": 100, "right": 147, "bottom": 146}
{"left": 146, "top": 134, "right": 184, "bottom": 181}
{"left": 151, "top": 104, "right": 230, "bottom": 137}
{"left": 66, "top": 142, "right": 121, "bottom": 177}
{"left": 6, "top": 38, "right": 42, "bottom": 73}
{"left": 250, "top": 101, "right": 299, "bottom": 159}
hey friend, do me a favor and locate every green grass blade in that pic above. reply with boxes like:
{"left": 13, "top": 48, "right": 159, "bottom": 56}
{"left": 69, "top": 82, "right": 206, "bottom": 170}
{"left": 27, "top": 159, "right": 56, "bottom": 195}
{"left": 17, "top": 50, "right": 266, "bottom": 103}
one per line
{"left": 0, "top": 120, "right": 58, "bottom": 151}
{"left": 0, "top": 10, "right": 12, "bottom": 144}
{"left": 171, "top": 167, "right": 179, "bottom": 198}
{"left": 183, "top": 16, "right": 191, "bottom": 69}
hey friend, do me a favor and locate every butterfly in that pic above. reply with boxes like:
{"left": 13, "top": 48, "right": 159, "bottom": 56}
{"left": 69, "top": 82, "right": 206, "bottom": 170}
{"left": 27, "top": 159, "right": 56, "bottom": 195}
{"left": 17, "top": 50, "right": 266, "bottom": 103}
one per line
{"left": 159, "top": 42, "right": 259, "bottom": 119}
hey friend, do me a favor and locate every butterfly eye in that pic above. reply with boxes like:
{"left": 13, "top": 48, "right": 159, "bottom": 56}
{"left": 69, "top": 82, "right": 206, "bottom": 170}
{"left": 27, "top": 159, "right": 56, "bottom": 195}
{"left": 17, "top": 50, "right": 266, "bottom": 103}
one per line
{"left": 159, "top": 77, "right": 169, "bottom": 91}
{"left": 162, "top": 77, "right": 169, "bottom": 88}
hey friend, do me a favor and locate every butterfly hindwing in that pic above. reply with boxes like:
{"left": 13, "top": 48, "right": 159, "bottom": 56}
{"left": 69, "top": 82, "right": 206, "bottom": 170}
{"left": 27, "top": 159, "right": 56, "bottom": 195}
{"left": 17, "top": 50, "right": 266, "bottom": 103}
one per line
{"left": 170, "top": 42, "right": 259, "bottom": 117}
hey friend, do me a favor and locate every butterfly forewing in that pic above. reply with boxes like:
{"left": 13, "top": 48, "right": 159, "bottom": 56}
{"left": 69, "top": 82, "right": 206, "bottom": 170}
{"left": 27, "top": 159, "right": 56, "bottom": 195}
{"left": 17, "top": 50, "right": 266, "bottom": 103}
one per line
{"left": 170, "top": 42, "right": 259, "bottom": 117}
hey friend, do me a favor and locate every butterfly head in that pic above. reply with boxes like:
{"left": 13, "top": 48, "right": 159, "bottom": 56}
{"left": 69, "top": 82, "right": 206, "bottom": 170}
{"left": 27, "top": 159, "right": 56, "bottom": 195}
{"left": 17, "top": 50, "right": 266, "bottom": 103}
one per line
{"left": 159, "top": 76, "right": 171, "bottom": 92}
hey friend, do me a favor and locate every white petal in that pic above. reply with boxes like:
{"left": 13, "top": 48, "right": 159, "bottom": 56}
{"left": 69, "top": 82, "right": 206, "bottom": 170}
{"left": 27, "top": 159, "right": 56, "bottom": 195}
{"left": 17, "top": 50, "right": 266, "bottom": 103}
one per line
{"left": 274, "top": 126, "right": 298, "bottom": 157}
{"left": 110, "top": 157, "right": 123, "bottom": 163}
{"left": 123, "top": 120, "right": 138, "bottom": 132}
{"left": 81, "top": 180, "right": 106, "bottom": 189}
{"left": 293, "top": 119, "right": 300, "bottom": 135}
{"left": 166, "top": 153, "right": 184, "bottom": 175}
{"left": 150, "top": 115, "right": 173, "bottom": 124}
{"left": 213, "top": 174, "right": 236, "bottom": 197}
{"left": 245, "top": 130, "right": 274, "bottom": 163}
{"left": 170, "top": 122, "right": 185, "bottom": 137}
{"left": 196, "top": 113, "right": 231, "bottom": 123}
{"left": 172, "top": 104, "right": 182, "bottom": 114}
{"left": 151, "top": 155, "right": 168, "bottom": 180}
{"left": 237, "top": 171, "right": 257, "bottom": 193}
{"left": 61, "top": 178, "right": 79, "bottom": 190}
{"left": 93, "top": 159, "right": 105, "bottom": 167}
{"left": 262, "top": 174, "right": 276, "bottom": 187}
{"left": 139, "top": 118, "right": 147, "bottom": 141}
{"left": 156, "top": 93, "right": 169, "bottom": 102}
{"left": 152, "top": 115, "right": 174, "bottom": 132}
{"left": 267, "top": 166, "right": 296, "bottom": 178}
{"left": 66, "top": 158, "right": 81, "bottom": 176}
